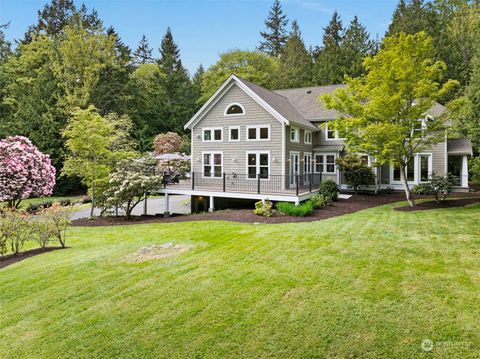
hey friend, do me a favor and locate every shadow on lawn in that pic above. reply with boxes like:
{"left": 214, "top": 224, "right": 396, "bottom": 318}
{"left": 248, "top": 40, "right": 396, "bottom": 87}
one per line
{"left": 0, "top": 246, "right": 67, "bottom": 270}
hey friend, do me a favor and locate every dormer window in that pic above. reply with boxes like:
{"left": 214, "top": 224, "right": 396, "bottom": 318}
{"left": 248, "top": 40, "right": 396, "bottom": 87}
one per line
{"left": 225, "top": 103, "right": 245, "bottom": 115}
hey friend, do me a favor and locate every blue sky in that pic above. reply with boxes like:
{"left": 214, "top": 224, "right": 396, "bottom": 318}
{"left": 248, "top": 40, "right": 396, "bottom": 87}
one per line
{"left": 0, "top": 0, "right": 398, "bottom": 73}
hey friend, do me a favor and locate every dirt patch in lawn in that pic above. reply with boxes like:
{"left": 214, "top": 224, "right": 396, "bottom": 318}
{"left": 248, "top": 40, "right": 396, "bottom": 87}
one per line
{"left": 394, "top": 197, "right": 480, "bottom": 212}
{"left": 0, "top": 246, "right": 66, "bottom": 269}
{"left": 127, "top": 242, "right": 193, "bottom": 263}
{"left": 70, "top": 192, "right": 478, "bottom": 226}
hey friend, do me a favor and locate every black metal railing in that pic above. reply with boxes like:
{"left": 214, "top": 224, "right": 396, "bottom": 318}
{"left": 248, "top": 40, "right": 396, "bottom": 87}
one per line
{"left": 163, "top": 172, "right": 322, "bottom": 196}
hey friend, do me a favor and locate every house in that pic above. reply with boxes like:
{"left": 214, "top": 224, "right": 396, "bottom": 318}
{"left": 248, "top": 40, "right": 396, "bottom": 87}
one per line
{"left": 160, "top": 74, "right": 472, "bottom": 214}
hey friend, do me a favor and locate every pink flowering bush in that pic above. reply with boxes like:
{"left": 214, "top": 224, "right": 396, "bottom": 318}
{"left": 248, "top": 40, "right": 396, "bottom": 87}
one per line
{"left": 0, "top": 136, "right": 56, "bottom": 208}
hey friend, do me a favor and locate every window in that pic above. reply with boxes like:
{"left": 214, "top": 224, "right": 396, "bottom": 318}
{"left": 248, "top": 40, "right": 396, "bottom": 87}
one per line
{"left": 314, "top": 154, "right": 336, "bottom": 173}
{"left": 203, "top": 152, "right": 222, "bottom": 178}
{"left": 419, "top": 154, "right": 431, "bottom": 182}
{"left": 290, "top": 127, "right": 299, "bottom": 142}
{"left": 203, "top": 128, "right": 222, "bottom": 142}
{"left": 304, "top": 131, "right": 312, "bottom": 144}
{"left": 247, "top": 152, "right": 269, "bottom": 179}
{"left": 229, "top": 126, "right": 240, "bottom": 141}
{"left": 393, "top": 159, "right": 414, "bottom": 182}
{"left": 246, "top": 125, "right": 270, "bottom": 140}
{"left": 325, "top": 122, "right": 343, "bottom": 140}
{"left": 304, "top": 154, "right": 312, "bottom": 174}
{"left": 225, "top": 103, "right": 244, "bottom": 115}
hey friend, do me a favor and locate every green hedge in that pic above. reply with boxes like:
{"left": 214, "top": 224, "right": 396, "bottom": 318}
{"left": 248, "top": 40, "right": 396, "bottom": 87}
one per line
{"left": 276, "top": 201, "right": 314, "bottom": 217}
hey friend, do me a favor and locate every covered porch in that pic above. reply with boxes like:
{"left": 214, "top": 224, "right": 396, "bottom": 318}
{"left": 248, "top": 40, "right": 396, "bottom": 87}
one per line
{"left": 447, "top": 138, "right": 473, "bottom": 189}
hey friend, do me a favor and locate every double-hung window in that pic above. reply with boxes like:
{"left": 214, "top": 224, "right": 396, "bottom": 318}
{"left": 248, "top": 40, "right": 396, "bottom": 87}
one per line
{"left": 247, "top": 152, "right": 269, "bottom": 179}
{"left": 325, "top": 122, "right": 344, "bottom": 141}
{"left": 304, "top": 130, "right": 312, "bottom": 144}
{"left": 314, "top": 154, "right": 336, "bottom": 173}
{"left": 203, "top": 152, "right": 222, "bottom": 178}
{"left": 229, "top": 126, "right": 240, "bottom": 141}
{"left": 393, "top": 159, "right": 414, "bottom": 182}
{"left": 203, "top": 127, "right": 223, "bottom": 142}
{"left": 290, "top": 127, "right": 299, "bottom": 142}
{"left": 246, "top": 125, "right": 270, "bottom": 141}
{"left": 418, "top": 154, "right": 432, "bottom": 182}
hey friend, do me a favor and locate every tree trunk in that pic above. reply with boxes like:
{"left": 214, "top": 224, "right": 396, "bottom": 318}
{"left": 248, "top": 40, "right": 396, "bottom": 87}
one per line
{"left": 399, "top": 165, "right": 415, "bottom": 207}
{"left": 90, "top": 180, "right": 95, "bottom": 218}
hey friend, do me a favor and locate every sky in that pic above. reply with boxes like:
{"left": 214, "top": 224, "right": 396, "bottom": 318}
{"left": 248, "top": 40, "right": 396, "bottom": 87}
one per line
{"left": 0, "top": 0, "right": 398, "bottom": 73}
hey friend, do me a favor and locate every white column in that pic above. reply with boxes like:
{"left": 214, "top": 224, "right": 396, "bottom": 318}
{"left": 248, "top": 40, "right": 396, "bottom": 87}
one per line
{"left": 209, "top": 196, "right": 215, "bottom": 212}
{"left": 143, "top": 193, "right": 147, "bottom": 215}
{"left": 461, "top": 155, "right": 469, "bottom": 187}
{"left": 164, "top": 193, "right": 170, "bottom": 217}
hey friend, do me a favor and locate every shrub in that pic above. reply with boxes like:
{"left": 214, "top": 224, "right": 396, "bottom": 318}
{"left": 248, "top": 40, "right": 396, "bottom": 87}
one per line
{"left": 253, "top": 200, "right": 274, "bottom": 217}
{"left": 309, "top": 194, "right": 331, "bottom": 209}
{"left": 336, "top": 155, "right": 376, "bottom": 194}
{"left": 471, "top": 157, "right": 480, "bottom": 184}
{"left": 412, "top": 182, "right": 432, "bottom": 195}
{"left": 80, "top": 196, "right": 92, "bottom": 204}
{"left": 43, "top": 204, "right": 75, "bottom": 248}
{"left": 412, "top": 175, "right": 453, "bottom": 203}
{"left": 30, "top": 220, "right": 53, "bottom": 250}
{"left": 319, "top": 180, "right": 339, "bottom": 201}
{"left": 59, "top": 198, "right": 72, "bottom": 207}
{"left": 26, "top": 200, "right": 54, "bottom": 213}
{"left": 382, "top": 186, "right": 395, "bottom": 194}
{"left": 276, "top": 201, "right": 314, "bottom": 217}
{"left": 0, "top": 210, "right": 31, "bottom": 255}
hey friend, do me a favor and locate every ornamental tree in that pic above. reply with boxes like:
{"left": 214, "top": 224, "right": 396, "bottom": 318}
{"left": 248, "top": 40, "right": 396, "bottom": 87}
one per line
{"left": 153, "top": 132, "right": 184, "bottom": 155}
{"left": 336, "top": 155, "right": 376, "bottom": 195}
{"left": 0, "top": 136, "right": 56, "bottom": 208}
{"left": 321, "top": 32, "right": 458, "bottom": 206}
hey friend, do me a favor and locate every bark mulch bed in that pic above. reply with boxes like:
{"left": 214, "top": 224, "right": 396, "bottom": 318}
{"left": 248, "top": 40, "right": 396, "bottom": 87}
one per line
{"left": 0, "top": 246, "right": 66, "bottom": 270}
{"left": 394, "top": 197, "right": 480, "bottom": 212}
{"left": 71, "top": 192, "right": 421, "bottom": 227}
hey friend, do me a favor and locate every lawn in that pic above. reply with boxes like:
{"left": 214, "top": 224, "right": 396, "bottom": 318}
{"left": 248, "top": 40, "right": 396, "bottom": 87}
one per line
{"left": 1, "top": 196, "right": 85, "bottom": 210}
{"left": 1, "top": 201, "right": 479, "bottom": 358}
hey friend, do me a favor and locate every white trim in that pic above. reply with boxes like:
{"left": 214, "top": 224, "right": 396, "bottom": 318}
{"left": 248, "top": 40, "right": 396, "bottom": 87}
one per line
{"left": 281, "top": 124, "right": 286, "bottom": 185}
{"left": 290, "top": 127, "right": 300, "bottom": 142}
{"left": 304, "top": 130, "right": 312, "bottom": 144}
{"left": 325, "top": 122, "right": 345, "bottom": 141}
{"left": 389, "top": 153, "right": 432, "bottom": 185}
{"left": 184, "top": 75, "right": 289, "bottom": 130}
{"left": 228, "top": 126, "right": 240, "bottom": 142}
{"left": 417, "top": 153, "right": 433, "bottom": 183}
{"left": 313, "top": 153, "right": 337, "bottom": 174}
{"left": 224, "top": 102, "right": 245, "bottom": 116}
{"left": 245, "top": 151, "right": 270, "bottom": 180}
{"left": 246, "top": 125, "right": 271, "bottom": 141}
{"left": 202, "top": 127, "right": 223, "bottom": 142}
{"left": 201, "top": 151, "right": 223, "bottom": 179}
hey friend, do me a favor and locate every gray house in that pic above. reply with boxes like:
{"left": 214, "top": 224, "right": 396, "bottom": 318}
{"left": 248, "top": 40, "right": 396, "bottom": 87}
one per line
{"left": 160, "top": 74, "right": 472, "bottom": 213}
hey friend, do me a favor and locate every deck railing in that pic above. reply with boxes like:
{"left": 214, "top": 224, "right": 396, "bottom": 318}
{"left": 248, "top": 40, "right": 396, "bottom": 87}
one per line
{"left": 163, "top": 172, "right": 322, "bottom": 196}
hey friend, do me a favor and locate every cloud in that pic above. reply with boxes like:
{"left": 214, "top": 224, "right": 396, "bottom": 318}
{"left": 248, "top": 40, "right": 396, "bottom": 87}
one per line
{"left": 295, "top": 1, "right": 333, "bottom": 14}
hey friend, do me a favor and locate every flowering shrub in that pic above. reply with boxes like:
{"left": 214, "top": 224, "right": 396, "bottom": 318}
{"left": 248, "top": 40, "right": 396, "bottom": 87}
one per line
{"left": 153, "top": 132, "right": 184, "bottom": 155}
{"left": 0, "top": 136, "right": 56, "bottom": 208}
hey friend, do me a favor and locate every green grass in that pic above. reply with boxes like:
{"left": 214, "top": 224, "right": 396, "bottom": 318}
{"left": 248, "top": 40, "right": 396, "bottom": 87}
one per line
{"left": 1, "top": 196, "right": 84, "bottom": 209}
{"left": 1, "top": 201, "right": 480, "bottom": 358}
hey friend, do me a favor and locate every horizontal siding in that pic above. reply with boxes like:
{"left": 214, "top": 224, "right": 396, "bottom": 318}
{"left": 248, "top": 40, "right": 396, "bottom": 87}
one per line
{"left": 312, "top": 120, "right": 346, "bottom": 146}
{"left": 285, "top": 126, "right": 314, "bottom": 176}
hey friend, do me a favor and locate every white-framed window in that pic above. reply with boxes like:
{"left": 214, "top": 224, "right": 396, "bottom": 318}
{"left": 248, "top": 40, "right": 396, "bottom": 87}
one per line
{"left": 224, "top": 103, "right": 245, "bottom": 116}
{"left": 304, "top": 153, "right": 312, "bottom": 174}
{"left": 290, "top": 127, "right": 299, "bottom": 142}
{"left": 418, "top": 153, "right": 432, "bottom": 182}
{"left": 246, "top": 125, "right": 270, "bottom": 141}
{"left": 246, "top": 151, "right": 270, "bottom": 179}
{"left": 202, "top": 127, "right": 223, "bottom": 142}
{"left": 202, "top": 152, "right": 223, "bottom": 178}
{"left": 229, "top": 126, "right": 240, "bottom": 141}
{"left": 391, "top": 154, "right": 432, "bottom": 183}
{"left": 304, "top": 130, "right": 312, "bottom": 144}
{"left": 325, "top": 122, "right": 344, "bottom": 141}
{"left": 314, "top": 153, "right": 336, "bottom": 174}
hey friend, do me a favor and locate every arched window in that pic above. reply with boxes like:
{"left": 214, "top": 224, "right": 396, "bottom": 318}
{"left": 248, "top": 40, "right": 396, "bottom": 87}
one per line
{"left": 225, "top": 103, "right": 245, "bottom": 115}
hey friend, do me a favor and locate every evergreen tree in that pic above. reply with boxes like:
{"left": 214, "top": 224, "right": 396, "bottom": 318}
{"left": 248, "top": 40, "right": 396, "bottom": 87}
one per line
{"left": 278, "top": 20, "right": 313, "bottom": 88}
{"left": 134, "top": 34, "right": 154, "bottom": 65}
{"left": 0, "top": 23, "right": 11, "bottom": 62}
{"left": 157, "top": 27, "right": 195, "bottom": 134}
{"left": 24, "top": 0, "right": 102, "bottom": 42}
{"left": 192, "top": 64, "right": 205, "bottom": 106}
{"left": 465, "top": 50, "right": 480, "bottom": 153}
{"left": 342, "top": 16, "right": 376, "bottom": 78}
{"left": 313, "top": 11, "right": 345, "bottom": 85}
{"left": 258, "top": 0, "right": 289, "bottom": 57}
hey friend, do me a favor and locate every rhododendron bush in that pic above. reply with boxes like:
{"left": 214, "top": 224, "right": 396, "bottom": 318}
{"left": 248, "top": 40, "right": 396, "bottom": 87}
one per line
{"left": 0, "top": 136, "right": 56, "bottom": 208}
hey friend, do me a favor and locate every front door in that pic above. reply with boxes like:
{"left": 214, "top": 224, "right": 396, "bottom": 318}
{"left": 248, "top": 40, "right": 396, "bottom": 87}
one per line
{"left": 304, "top": 154, "right": 312, "bottom": 184}
{"left": 290, "top": 153, "right": 299, "bottom": 185}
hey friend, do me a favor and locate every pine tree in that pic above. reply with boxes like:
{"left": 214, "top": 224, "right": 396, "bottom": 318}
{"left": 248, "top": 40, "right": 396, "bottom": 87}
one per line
{"left": 258, "top": 0, "right": 289, "bottom": 57}
{"left": 466, "top": 50, "right": 480, "bottom": 153}
{"left": 134, "top": 34, "right": 154, "bottom": 65}
{"left": 157, "top": 27, "right": 195, "bottom": 134}
{"left": 386, "top": 0, "right": 436, "bottom": 37}
{"left": 342, "top": 16, "right": 375, "bottom": 78}
{"left": 192, "top": 64, "right": 205, "bottom": 106}
{"left": 278, "top": 20, "right": 313, "bottom": 88}
{"left": 313, "top": 11, "right": 345, "bottom": 85}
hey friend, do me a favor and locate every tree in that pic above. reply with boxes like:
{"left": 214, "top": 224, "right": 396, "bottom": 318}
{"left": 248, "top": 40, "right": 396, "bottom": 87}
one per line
{"left": 321, "top": 32, "right": 458, "bottom": 206}
{"left": 192, "top": 64, "right": 205, "bottom": 106}
{"left": 153, "top": 132, "right": 184, "bottom": 155}
{"left": 201, "top": 50, "right": 280, "bottom": 102}
{"left": 0, "top": 23, "right": 11, "bottom": 62}
{"left": 0, "top": 136, "right": 56, "bottom": 208}
{"left": 258, "top": 0, "right": 289, "bottom": 57}
{"left": 134, "top": 34, "right": 154, "bottom": 65}
{"left": 62, "top": 106, "right": 135, "bottom": 217}
{"left": 313, "top": 11, "right": 345, "bottom": 85}
{"left": 102, "top": 157, "right": 163, "bottom": 219}
{"left": 278, "top": 20, "right": 313, "bottom": 89}
{"left": 342, "top": 16, "right": 376, "bottom": 79}
{"left": 336, "top": 155, "right": 376, "bottom": 195}
{"left": 157, "top": 27, "right": 195, "bottom": 134}
{"left": 386, "top": 0, "right": 436, "bottom": 37}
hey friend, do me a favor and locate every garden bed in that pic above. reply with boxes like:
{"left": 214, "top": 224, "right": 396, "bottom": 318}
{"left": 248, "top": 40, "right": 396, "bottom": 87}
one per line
{"left": 394, "top": 197, "right": 480, "bottom": 211}
{"left": 0, "top": 246, "right": 66, "bottom": 269}
{"left": 71, "top": 192, "right": 422, "bottom": 226}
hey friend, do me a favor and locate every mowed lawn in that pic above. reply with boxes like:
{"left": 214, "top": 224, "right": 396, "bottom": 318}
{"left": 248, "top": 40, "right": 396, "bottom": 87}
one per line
{"left": 1, "top": 201, "right": 480, "bottom": 358}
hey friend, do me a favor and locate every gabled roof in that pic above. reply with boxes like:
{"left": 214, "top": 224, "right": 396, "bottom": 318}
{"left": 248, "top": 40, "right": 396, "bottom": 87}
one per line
{"left": 447, "top": 138, "right": 473, "bottom": 155}
{"left": 184, "top": 74, "right": 317, "bottom": 130}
